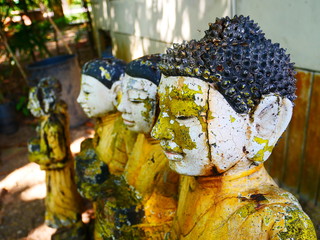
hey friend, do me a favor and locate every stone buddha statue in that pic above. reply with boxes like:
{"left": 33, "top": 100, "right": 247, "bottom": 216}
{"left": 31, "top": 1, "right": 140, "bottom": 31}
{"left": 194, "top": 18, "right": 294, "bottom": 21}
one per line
{"left": 76, "top": 58, "right": 137, "bottom": 239}
{"left": 100, "top": 54, "right": 179, "bottom": 239}
{"left": 77, "top": 58, "right": 137, "bottom": 175}
{"left": 27, "top": 77, "right": 84, "bottom": 237}
{"left": 151, "top": 16, "right": 317, "bottom": 239}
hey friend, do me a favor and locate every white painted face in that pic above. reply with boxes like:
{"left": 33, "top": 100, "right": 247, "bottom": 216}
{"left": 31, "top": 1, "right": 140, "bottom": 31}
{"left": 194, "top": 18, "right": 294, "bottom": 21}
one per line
{"left": 152, "top": 75, "right": 293, "bottom": 176}
{"left": 77, "top": 74, "right": 118, "bottom": 118}
{"left": 207, "top": 90, "right": 293, "bottom": 173}
{"left": 207, "top": 86, "right": 249, "bottom": 173}
{"left": 117, "top": 74, "right": 157, "bottom": 134}
{"left": 151, "top": 76, "right": 212, "bottom": 176}
{"left": 28, "top": 87, "right": 45, "bottom": 118}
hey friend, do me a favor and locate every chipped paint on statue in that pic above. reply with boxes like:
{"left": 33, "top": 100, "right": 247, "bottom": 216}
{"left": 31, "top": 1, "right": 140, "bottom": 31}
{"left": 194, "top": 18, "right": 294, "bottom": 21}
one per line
{"left": 77, "top": 59, "right": 125, "bottom": 118}
{"left": 77, "top": 74, "right": 120, "bottom": 118}
{"left": 27, "top": 77, "right": 84, "bottom": 238}
{"left": 110, "top": 54, "right": 179, "bottom": 239}
{"left": 153, "top": 76, "right": 293, "bottom": 176}
{"left": 153, "top": 76, "right": 211, "bottom": 176}
{"left": 28, "top": 87, "right": 45, "bottom": 118}
{"left": 76, "top": 57, "right": 130, "bottom": 172}
{"left": 152, "top": 16, "right": 316, "bottom": 239}
{"left": 27, "top": 78, "right": 67, "bottom": 170}
{"left": 117, "top": 74, "right": 157, "bottom": 134}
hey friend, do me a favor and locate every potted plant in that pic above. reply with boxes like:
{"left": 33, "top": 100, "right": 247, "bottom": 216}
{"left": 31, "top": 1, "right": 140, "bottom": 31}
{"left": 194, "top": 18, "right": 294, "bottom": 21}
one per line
{"left": 0, "top": 77, "right": 19, "bottom": 135}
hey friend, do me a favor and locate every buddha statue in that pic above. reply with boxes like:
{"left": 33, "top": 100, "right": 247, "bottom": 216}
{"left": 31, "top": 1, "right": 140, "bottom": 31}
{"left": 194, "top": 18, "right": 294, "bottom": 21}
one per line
{"left": 27, "top": 77, "right": 84, "bottom": 237}
{"left": 77, "top": 58, "right": 137, "bottom": 175}
{"left": 151, "top": 16, "right": 317, "bottom": 239}
{"left": 102, "top": 54, "right": 179, "bottom": 239}
{"left": 76, "top": 58, "right": 137, "bottom": 239}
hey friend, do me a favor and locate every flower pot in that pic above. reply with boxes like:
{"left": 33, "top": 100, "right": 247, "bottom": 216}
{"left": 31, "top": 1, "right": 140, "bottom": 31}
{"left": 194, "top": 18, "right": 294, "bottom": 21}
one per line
{"left": 0, "top": 101, "right": 19, "bottom": 134}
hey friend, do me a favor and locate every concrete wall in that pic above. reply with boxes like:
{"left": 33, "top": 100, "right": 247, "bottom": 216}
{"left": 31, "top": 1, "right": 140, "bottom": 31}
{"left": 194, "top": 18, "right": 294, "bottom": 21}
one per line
{"left": 89, "top": 0, "right": 320, "bottom": 224}
{"left": 91, "top": 0, "right": 232, "bottom": 61}
{"left": 90, "top": 0, "right": 320, "bottom": 70}
{"left": 236, "top": 0, "right": 320, "bottom": 72}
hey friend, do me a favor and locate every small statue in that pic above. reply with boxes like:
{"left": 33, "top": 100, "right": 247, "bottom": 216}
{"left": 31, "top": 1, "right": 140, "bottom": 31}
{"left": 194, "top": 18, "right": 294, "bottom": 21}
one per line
{"left": 151, "top": 16, "right": 317, "bottom": 239}
{"left": 27, "top": 77, "right": 84, "bottom": 237}
{"left": 109, "top": 54, "right": 179, "bottom": 239}
{"left": 76, "top": 58, "right": 137, "bottom": 239}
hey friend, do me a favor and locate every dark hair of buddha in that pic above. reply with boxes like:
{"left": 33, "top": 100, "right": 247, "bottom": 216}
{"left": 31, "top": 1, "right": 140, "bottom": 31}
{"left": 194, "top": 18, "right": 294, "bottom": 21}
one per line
{"left": 82, "top": 58, "right": 126, "bottom": 89}
{"left": 160, "top": 15, "right": 296, "bottom": 114}
{"left": 125, "top": 54, "right": 162, "bottom": 86}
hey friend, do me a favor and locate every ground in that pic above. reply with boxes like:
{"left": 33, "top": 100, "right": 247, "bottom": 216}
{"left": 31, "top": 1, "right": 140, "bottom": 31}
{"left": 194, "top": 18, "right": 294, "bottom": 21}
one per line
{"left": 0, "top": 20, "right": 97, "bottom": 239}
{"left": 0, "top": 118, "right": 94, "bottom": 240}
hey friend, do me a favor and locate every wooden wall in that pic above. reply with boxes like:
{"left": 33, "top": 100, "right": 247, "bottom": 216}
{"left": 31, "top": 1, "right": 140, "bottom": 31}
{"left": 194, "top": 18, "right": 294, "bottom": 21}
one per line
{"left": 265, "top": 69, "right": 320, "bottom": 207}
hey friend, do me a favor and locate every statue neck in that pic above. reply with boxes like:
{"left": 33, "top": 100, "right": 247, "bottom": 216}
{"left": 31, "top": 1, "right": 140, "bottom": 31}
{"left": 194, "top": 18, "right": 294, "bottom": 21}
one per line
{"left": 40, "top": 115, "right": 49, "bottom": 120}
{"left": 143, "top": 133, "right": 160, "bottom": 145}
{"left": 194, "top": 164, "right": 275, "bottom": 194}
{"left": 96, "top": 111, "right": 120, "bottom": 126}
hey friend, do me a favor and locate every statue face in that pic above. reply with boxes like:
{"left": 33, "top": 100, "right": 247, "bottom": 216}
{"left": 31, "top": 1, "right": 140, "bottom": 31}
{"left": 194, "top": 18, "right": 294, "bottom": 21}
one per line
{"left": 152, "top": 75, "right": 293, "bottom": 176}
{"left": 117, "top": 74, "right": 157, "bottom": 134}
{"left": 28, "top": 87, "right": 45, "bottom": 117}
{"left": 152, "top": 76, "right": 256, "bottom": 176}
{"left": 151, "top": 76, "right": 212, "bottom": 176}
{"left": 77, "top": 74, "right": 117, "bottom": 118}
{"left": 206, "top": 84, "right": 249, "bottom": 173}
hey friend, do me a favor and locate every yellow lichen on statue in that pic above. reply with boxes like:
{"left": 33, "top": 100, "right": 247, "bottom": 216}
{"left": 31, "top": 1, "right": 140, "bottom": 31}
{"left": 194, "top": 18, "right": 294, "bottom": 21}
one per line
{"left": 123, "top": 133, "right": 179, "bottom": 238}
{"left": 93, "top": 112, "right": 137, "bottom": 175}
{"left": 45, "top": 160, "right": 83, "bottom": 227}
{"left": 169, "top": 166, "right": 315, "bottom": 239}
{"left": 152, "top": 15, "right": 316, "bottom": 239}
{"left": 27, "top": 78, "right": 83, "bottom": 232}
{"left": 76, "top": 58, "right": 138, "bottom": 239}
{"left": 111, "top": 54, "right": 179, "bottom": 239}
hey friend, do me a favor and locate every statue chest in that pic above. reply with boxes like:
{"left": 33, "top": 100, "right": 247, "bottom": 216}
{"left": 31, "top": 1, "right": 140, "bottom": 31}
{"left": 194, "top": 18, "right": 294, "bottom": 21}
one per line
{"left": 124, "top": 133, "right": 176, "bottom": 197}
{"left": 171, "top": 174, "right": 305, "bottom": 240}
{"left": 171, "top": 177, "right": 242, "bottom": 239}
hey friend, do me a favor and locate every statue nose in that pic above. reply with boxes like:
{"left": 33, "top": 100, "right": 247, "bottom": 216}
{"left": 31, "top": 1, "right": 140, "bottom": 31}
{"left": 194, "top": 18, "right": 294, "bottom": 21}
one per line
{"left": 117, "top": 94, "right": 129, "bottom": 113}
{"left": 77, "top": 91, "right": 85, "bottom": 104}
{"left": 151, "top": 114, "right": 174, "bottom": 140}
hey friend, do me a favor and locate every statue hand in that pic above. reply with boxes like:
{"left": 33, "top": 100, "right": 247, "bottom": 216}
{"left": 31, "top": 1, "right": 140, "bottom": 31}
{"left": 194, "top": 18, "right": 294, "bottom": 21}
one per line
{"left": 28, "top": 137, "right": 41, "bottom": 153}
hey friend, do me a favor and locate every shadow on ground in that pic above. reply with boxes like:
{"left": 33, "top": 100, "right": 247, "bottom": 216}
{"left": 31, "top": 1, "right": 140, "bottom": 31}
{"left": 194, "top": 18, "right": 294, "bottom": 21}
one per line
{"left": 0, "top": 120, "right": 94, "bottom": 240}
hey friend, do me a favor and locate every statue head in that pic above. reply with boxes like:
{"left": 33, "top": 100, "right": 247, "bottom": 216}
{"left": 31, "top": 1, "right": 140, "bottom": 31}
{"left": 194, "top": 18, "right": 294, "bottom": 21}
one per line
{"left": 77, "top": 58, "right": 126, "bottom": 118}
{"left": 28, "top": 77, "right": 62, "bottom": 117}
{"left": 152, "top": 16, "right": 296, "bottom": 176}
{"left": 117, "top": 54, "right": 162, "bottom": 134}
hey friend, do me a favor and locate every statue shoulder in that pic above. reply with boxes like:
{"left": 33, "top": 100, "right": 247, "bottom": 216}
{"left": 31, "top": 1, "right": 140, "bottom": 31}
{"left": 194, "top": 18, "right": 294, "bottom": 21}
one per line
{"left": 272, "top": 204, "right": 317, "bottom": 239}
{"left": 56, "top": 100, "right": 68, "bottom": 113}
{"left": 44, "top": 115, "right": 64, "bottom": 133}
{"left": 234, "top": 187, "right": 316, "bottom": 239}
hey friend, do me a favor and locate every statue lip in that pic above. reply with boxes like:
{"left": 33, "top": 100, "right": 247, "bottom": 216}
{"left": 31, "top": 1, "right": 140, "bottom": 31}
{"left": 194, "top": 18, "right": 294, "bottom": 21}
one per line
{"left": 82, "top": 108, "right": 90, "bottom": 113}
{"left": 162, "top": 148, "right": 184, "bottom": 161}
{"left": 80, "top": 105, "right": 90, "bottom": 114}
{"left": 122, "top": 118, "right": 135, "bottom": 126}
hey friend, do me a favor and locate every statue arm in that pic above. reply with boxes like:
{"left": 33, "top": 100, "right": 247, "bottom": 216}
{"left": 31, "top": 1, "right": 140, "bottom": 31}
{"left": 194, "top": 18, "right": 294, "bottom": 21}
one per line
{"left": 28, "top": 121, "right": 67, "bottom": 169}
{"left": 28, "top": 137, "right": 51, "bottom": 166}
{"left": 46, "top": 123, "right": 66, "bottom": 162}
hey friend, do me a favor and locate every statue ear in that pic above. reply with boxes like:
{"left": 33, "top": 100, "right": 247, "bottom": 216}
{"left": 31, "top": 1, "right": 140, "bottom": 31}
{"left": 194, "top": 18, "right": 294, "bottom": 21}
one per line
{"left": 247, "top": 94, "right": 293, "bottom": 161}
{"left": 111, "top": 81, "right": 121, "bottom": 106}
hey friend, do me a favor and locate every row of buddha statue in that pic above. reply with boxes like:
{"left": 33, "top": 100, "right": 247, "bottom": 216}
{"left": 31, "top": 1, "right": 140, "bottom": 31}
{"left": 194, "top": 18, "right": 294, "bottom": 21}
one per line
{"left": 27, "top": 15, "right": 317, "bottom": 239}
